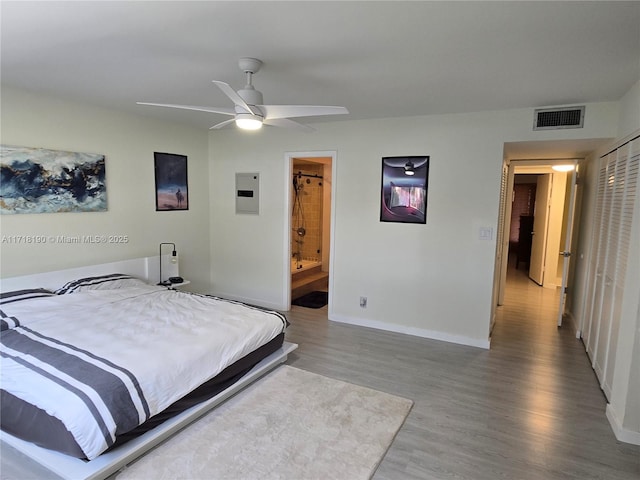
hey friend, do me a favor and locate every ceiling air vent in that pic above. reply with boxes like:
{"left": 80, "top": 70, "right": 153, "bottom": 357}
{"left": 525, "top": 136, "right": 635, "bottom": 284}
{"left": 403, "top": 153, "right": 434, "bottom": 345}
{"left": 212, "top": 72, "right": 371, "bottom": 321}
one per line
{"left": 534, "top": 106, "right": 585, "bottom": 130}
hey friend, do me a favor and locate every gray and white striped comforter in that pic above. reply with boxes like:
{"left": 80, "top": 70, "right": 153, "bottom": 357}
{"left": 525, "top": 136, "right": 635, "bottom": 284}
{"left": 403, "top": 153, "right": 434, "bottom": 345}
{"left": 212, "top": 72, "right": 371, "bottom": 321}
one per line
{"left": 0, "top": 285, "right": 286, "bottom": 459}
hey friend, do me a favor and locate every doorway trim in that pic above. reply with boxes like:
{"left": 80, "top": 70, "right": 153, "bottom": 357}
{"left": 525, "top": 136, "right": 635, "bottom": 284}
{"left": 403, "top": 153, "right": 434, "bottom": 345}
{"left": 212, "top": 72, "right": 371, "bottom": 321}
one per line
{"left": 493, "top": 157, "right": 581, "bottom": 334}
{"left": 283, "top": 150, "right": 337, "bottom": 310}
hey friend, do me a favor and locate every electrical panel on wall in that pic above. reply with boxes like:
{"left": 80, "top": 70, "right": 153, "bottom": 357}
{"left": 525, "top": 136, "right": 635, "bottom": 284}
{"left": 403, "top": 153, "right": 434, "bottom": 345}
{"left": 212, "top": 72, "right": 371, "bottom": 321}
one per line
{"left": 235, "top": 173, "right": 260, "bottom": 214}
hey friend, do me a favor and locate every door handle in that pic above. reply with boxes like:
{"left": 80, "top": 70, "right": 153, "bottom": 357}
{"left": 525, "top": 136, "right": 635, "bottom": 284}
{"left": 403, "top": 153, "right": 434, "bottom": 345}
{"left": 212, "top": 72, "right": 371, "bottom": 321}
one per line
{"left": 559, "top": 251, "right": 571, "bottom": 257}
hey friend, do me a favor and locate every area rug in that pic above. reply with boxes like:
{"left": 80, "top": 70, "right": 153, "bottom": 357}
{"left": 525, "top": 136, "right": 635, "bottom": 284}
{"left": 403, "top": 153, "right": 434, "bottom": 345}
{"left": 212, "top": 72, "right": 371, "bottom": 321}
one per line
{"left": 292, "top": 290, "right": 328, "bottom": 308}
{"left": 117, "top": 366, "right": 413, "bottom": 480}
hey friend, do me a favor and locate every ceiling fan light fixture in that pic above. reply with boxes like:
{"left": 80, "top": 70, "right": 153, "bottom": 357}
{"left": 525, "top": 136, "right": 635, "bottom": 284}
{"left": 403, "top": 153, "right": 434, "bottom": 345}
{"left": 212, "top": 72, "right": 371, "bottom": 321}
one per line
{"left": 235, "top": 113, "right": 263, "bottom": 130}
{"left": 138, "top": 58, "right": 347, "bottom": 132}
{"left": 404, "top": 161, "right": 415, "bottom": 175}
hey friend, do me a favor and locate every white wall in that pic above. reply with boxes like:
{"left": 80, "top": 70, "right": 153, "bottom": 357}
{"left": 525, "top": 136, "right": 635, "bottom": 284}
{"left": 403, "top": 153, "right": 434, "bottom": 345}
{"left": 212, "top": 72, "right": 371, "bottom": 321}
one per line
{"left": 618, "top": 79, "right": 640, "bottom": 139}
{"left": 2, "top": 83, "right": 634, "bottom": 437}
{"left": 0, "top": 87, "right": 211, "bottom": 291}
{"left": 208, "top": 102, "right": 618, "bottom": 348}
{"left": 0, "top": 86, "right": 622, "bottom": 350}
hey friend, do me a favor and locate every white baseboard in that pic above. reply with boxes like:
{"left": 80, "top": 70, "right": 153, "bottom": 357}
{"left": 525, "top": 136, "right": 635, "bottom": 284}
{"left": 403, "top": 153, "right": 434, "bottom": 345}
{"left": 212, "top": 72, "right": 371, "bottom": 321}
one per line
{"left": 329, "top": 313, "right": 490, "bottom": 350}
{"left": 563, "top": 310, "right": 578, "bottom": 334}
{"left": 606, "top": 404, "right": 640, "bottom": 445}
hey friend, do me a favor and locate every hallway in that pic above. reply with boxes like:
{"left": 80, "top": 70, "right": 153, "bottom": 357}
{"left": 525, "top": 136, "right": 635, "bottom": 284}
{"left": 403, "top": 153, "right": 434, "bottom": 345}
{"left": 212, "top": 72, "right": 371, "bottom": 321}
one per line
{"left": 284, "top": 256, "right": 640, "bottom": 479}
{"left": 493, "top": 254, "right": 564, "bottom": 352}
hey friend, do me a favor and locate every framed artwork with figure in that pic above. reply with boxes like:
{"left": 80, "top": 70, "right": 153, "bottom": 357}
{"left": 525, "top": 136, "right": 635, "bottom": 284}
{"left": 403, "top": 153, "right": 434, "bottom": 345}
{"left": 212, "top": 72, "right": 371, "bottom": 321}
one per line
{"left": 154, "top": 152, "right": 189, "bottom": 211}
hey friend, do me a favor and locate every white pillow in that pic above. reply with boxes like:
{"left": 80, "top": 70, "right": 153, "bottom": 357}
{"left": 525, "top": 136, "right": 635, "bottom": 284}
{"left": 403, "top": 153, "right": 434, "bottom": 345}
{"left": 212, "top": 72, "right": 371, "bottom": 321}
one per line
{"left": 55, "top": 273, "right": 148, "bottom": 294}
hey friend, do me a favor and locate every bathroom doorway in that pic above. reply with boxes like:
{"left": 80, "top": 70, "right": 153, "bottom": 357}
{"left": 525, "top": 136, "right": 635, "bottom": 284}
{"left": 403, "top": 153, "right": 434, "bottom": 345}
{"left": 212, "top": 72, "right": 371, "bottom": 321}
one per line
{"left": 285, "top": 152, "right": 335, "bottom": 308}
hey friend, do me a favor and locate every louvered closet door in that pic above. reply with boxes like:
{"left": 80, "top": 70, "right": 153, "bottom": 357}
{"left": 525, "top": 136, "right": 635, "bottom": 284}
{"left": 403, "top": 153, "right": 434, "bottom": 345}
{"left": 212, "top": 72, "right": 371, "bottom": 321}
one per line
{"left": 583, "top": 158, "right": 608, "bottom": 355}
{"left": 496, "top": 163, "right": 509, "bottom": 306}
{"left": 594, "top": 145, "right": 627, "bottom": 390}
{"left": 583, "top": 136, "right": 639, "bottom": 400}
{"left": 585, "top": 154, "right": 615, "bottom": 361}
{"left": 603, "top": 139, "right": 639, "bottom": 396}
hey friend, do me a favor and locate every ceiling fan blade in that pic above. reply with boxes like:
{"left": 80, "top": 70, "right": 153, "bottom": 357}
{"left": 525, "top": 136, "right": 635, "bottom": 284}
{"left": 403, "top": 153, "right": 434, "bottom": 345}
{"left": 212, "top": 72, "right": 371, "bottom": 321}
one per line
{"left": 212, "top": 81, "right": 256, "bottom": 115}
{"left": 263, "top": 118, "right": 316, "bottom": 133}
{"left": 209, "top": 118, "right": 237, "bottom": 130}
{"left": 260, "top": 105, "right": 348, "bottom": 120}
{"left": 137, "top": 102, "right": 235, "bottom": 116}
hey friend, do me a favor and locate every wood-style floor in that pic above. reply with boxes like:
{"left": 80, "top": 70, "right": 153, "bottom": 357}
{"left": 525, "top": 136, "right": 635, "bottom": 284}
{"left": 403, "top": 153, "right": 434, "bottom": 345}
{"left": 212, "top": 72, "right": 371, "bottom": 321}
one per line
{"left": 3, "top": 258, "right": 639, "bottom": 479}
{"left": 285, "top": 257, "right": 640, "bottom": 480}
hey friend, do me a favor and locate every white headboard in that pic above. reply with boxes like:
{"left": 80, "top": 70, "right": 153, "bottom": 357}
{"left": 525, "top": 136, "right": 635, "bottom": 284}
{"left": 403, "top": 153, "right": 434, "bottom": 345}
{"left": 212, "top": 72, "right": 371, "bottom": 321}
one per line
{"left": 0, "top": 256, "right": 160, "bottom": 292}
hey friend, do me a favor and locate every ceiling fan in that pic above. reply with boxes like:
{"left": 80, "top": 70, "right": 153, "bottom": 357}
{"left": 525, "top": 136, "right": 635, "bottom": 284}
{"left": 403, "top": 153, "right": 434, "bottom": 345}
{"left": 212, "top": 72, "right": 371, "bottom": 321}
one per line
{"left": 137, "top": 58, "right": 349, "bottom": 132}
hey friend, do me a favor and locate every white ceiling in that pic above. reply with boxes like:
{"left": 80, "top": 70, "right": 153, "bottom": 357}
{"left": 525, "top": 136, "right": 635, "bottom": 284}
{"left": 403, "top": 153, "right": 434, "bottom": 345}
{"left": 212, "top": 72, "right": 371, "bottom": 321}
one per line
{"left": 1, "top": 1, "right": 639, "bottom": 138}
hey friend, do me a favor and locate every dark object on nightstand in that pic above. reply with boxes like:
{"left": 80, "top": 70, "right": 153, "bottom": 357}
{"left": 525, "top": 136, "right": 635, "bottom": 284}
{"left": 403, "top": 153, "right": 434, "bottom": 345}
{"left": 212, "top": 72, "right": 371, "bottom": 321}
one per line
{"left": 169, "top": 276, "right": 184, "bottom": 284}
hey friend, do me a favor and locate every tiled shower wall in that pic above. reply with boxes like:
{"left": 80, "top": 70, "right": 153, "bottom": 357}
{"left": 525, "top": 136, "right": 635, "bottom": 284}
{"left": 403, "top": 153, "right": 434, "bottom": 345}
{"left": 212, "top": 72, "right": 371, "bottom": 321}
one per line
{"left": 292, "top": 163, "right": 323, "bottom": 263}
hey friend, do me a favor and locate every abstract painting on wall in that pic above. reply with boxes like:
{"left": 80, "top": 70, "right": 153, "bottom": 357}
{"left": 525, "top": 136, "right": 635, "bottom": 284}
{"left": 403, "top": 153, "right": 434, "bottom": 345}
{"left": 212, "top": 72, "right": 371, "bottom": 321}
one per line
{"left": 380, "top": 156, "right": 429, "bottom": 224}
{"left": 0, "top": 145, "right": 107, "bottom": 214}
{"left": 154, "top": 152, "right": 188, "bottom": 211}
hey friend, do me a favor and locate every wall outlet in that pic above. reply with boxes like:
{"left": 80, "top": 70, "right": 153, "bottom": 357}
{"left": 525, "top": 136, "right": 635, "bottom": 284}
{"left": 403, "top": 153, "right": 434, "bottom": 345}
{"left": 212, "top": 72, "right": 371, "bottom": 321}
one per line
{"left": 359, "top": 296, "right": 367, "bottom": 308}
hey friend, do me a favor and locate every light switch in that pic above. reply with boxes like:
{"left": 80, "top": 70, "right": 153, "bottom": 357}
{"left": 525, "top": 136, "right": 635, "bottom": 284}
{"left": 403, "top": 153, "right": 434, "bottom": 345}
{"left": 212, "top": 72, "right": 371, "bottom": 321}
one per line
{"left": 479, "top": 227, "right": 493, "bottom": 240}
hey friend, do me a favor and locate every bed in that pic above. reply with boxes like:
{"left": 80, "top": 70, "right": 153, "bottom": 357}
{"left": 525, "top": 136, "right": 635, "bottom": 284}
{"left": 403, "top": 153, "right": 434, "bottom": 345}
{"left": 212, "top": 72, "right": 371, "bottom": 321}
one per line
{"left": 0, "top": 257, "right": 297, "bottom": 480}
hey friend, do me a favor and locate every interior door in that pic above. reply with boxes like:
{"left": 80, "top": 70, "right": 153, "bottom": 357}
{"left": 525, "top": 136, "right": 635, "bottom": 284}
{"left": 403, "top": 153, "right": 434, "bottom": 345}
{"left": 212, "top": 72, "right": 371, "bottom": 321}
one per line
{"left": 529, "top": 174, "right": 551, "bottom": 285}
{"left": 496, "top": 162, "right": 513, "bottom": 308}
{"left": 557, "top": 169, "right": 578, "bottom": 326}
{"left": 586, "top": 154, "right": 615, "bottom": 362}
